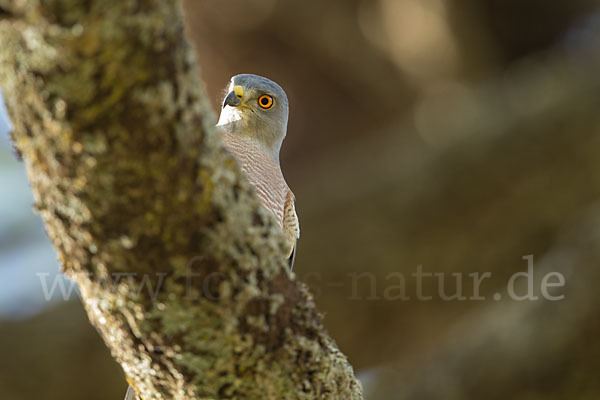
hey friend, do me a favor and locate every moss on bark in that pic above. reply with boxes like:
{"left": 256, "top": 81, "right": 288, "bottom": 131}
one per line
{"left": 0, "top": 1, "right": 363, "bottom": 399}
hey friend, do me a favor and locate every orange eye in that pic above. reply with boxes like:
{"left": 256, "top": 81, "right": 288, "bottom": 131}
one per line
{"left": 258, "top": 95, "right": 274, "bottom": 109}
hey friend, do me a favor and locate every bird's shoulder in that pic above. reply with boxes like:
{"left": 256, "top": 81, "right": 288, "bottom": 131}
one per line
{"left": 284, "top": 189, "right": 300, "bottom": 240}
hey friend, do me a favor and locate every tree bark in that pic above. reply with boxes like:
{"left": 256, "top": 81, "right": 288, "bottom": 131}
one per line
{"left": 0, "top": 1, "right": 362, "bottom": 399}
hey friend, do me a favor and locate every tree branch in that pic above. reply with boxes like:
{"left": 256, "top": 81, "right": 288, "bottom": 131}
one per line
{"left": 0, "top": 1, "right": 362, "bottom": 399}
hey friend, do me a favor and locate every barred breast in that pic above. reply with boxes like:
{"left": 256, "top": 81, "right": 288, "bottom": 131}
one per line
{"left": 222, "top": 132, "right": 287, "bottom": 225}
{"left": 221, "top": 132, "right": 299, "bottom": 258}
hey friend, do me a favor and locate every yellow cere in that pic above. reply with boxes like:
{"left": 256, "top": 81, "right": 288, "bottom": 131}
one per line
{"left": 233, "top": 85, "right": 244, "bottom": 99}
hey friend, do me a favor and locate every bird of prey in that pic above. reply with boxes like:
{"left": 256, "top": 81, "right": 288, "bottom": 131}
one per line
{"left": 123, "top": 74, "right": 298, "bottom": 400}
{"left": 217, "top": 73, "right": 299, "bottom": 267}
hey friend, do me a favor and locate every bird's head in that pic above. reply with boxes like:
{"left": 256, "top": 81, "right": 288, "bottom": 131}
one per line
{"left": 217, "top": 74, "right": 289, "bottom": 156}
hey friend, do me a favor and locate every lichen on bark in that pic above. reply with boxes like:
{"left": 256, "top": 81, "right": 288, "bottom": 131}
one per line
{"left": 0, "top": 1, "right": 363, "bottom": 399}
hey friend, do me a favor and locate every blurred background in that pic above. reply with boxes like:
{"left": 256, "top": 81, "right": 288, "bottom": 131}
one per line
{"left": 2, "top": 0, "right": 600, "bottom": 398}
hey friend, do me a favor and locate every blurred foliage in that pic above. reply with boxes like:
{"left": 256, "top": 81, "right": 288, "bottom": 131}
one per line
{"left": 1, "top": 0, "right": 600, "bottom": 398}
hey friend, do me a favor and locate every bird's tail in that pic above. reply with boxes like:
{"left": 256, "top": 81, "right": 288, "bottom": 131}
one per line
{"left": 124, "top": 386, "right": 138, "bottom": 400}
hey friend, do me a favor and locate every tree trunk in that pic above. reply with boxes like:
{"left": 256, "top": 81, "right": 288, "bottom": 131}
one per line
{"left": 0, "top": 1, "right": 363, "bottom": 399}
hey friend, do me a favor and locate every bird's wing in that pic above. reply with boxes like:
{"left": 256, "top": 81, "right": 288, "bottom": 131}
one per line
{"left": 283, "top": 189, "right": 300, "bottom": 268}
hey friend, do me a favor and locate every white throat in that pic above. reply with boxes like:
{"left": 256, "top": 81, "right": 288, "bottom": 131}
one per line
{"left": 217, "top": 107, "right": 284, "bottom": 162}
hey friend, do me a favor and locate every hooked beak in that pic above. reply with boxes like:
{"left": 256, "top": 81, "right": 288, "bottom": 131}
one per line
{"left": 223, "top": 85, "right": 245, "bottom": 108}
